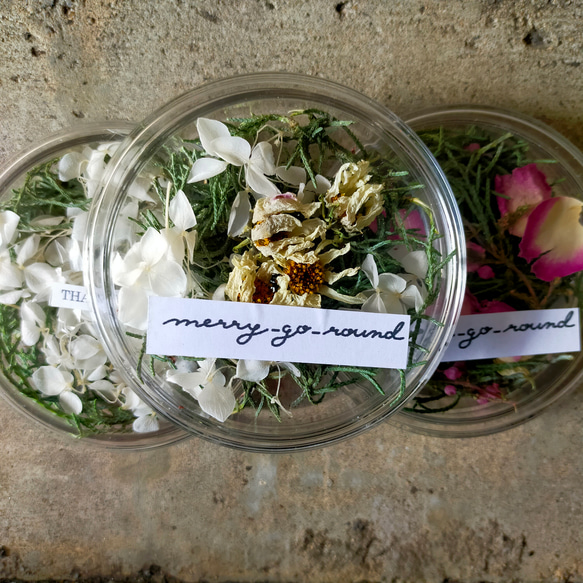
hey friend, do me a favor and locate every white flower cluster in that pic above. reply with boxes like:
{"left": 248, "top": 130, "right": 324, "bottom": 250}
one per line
{"left": 0, "top": 146, "right": 158, "bottom": 433}
{"left": 111, "top": 116, "right": 432, "bottom": 423}
{"left": 112, "top": 190, "right": 195, "bottom": 330}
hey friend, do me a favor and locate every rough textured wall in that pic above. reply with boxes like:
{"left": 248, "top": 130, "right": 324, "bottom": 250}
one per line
{"left": 2, "top": 0, "right": 583, "bottom": 153}
{"left": 0, "top": 1, "right": 583, "bottom": 582}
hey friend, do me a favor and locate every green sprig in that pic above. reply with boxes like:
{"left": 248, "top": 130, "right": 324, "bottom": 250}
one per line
{"left": 138, "top": 110, "right": 449, "bottom": 418}
{"left": 413, "top": 126, "right": 580, "bottom": 412}
{"left": 0, "top": 162, "right": 137, "bottom": 436}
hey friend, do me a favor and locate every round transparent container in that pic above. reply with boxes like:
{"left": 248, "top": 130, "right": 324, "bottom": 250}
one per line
{"left": 394, "top": 105, "right": 583, "bottom": 437}
{"left": 85, "top": 73, "right": 466, "bottom": 452}
{"left": 0, "top": 123, "right": 190, "bottom": 449}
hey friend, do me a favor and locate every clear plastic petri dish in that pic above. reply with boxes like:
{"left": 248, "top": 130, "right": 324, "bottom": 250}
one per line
{"left": 85, "top": 73, "right": 466, "bottom": 452}
{"left": 394, "top": 105, "right": 583, "bottom": 437}
{"left": 0, "top": 122, "right": 190, "bottom": 449}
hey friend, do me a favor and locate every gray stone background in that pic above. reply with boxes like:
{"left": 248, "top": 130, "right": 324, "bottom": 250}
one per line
{"left": 1, "top": 1, "right": 583, "bottom": 581}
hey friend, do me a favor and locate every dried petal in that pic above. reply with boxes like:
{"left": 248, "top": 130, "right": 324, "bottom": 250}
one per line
{"left": 211, "top": 136, "right": 251, "bottom": 166}
{"left": 31, "top": 366, "right": 70, "bottom": 397}
{"left": 196, "top": 118, "right": 232, "bottom": 156}
{"left": 169, "top": 190, "right": 197, "bottom": 232}
{"left": 325, "top": 161, "right": 384, "bottom": 233}
{"left": 519, "top": 196, "right": 583, "bottom": 281}
{"left": 228, "top": 191, "right": 252, "bottom": 237}
{"left": 133, "top": 413, "right": 160, "bottom": 433}
{"left": 361, "top": 254, "right": 379, "bottom": 288}
{"left": 250, "top": 142, "right": 276, "bottom": 176}
{"left": 187, "top": 157, "right": 229, "bottom": 183}
{"left": 496, "top": 163, "right": 551, "bottom": 237}
{"left": 236, "top": 360, "right": 270, "bottom": 382}
{"left": 59, "top": 391, "right": 83, "bottom": 415}
{"left": 197, "top": 381, "right": 236, "bottom": 422}
{"left": 246, "top": 166, "right": 280, "bottom": 197}
{"left": 0, "top": 211, "right": 20, "bottom": 248}
{"left": 58, "top": 152, "right": 86, "bottom": 182}
{"left": 21, "top": 301, "right": 45, "bottom": 346}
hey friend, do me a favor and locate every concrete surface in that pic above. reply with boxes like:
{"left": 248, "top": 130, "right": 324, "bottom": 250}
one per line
{"left": 1, "top": 1, "right": 583, "bottom": 581}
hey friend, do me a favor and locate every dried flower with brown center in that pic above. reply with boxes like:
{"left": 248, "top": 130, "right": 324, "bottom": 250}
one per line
{"left": 284, "top": 260, "right": 324, "bottom": 295}
{"left": 252, "top": 277, "right": 277, "bottom": 304}
{"left": 254, "top": 231, "right": 288, "bottom": 248}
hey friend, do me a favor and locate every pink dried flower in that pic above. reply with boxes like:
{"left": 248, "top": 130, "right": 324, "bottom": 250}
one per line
{"left": 466, "top": 242, "right": 495, "bottom": 278}
{"left": 444, "top": 385, "right": 457, "bottom": 396}
{"left": 368, "top": 211, "right": 385, "bottom": 234}
{"left": 386, "top": 209, "right": 425, "bottom": 240}
{"left": 467, "top": 241, "right": 486, "bottom": 273}
{"left": 461, "top": 290, "right": 481, "bottom": 316}
{"left": 519, "top": 196, "right": 583, "bottom": 282}
{"left": 461, "top": 290, "right": 515, "bottom": 315}
{"left": 477, "top": 265, "right": 495, "bottom": 280}
{"left": 478, "top": 299, "right": 516, "bottom": 314}
{"left": 495, "top": 163, "right": 552, "bottom": 237}
{"left": 443, "top": 364, "right": 464, "bottom": 381}
{"left": 465, "top": 143, "right": 481, "bottom": 152}
{"left": 476, "top": 383, "right": 502, "bottom": 405}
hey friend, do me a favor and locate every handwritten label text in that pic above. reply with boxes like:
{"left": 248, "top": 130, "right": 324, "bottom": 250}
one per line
{"left": 442, "top": 308, "right": 580, "bottom": 361}
{"left": 147, "top": 297, "right": 411, "bottom": 369}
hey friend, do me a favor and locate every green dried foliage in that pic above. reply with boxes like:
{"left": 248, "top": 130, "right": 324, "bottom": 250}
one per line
{"left": 408, "top": 126, "right": 581, "bottom": 413}
{"left": 0, "top": 162, "right": 136, "bottom": 435}
{"left": 133, "top": 110, "right": 448, "bottom": 417}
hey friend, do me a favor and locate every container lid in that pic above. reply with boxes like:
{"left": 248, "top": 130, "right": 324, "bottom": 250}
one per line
{"left": 397, "top": 105, "right": 583, "bottom": 437}
{"left": 85, "top": 74, "right": 466, "bottom": 452}
{"left": 0, "top": 122, "right": 190, "bottom": 449}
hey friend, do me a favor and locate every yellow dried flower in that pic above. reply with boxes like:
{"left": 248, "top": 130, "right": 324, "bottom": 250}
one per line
{"left": 324, "top": 161, "right": 384, "bottom": 233}
{"left": 251, "top": 195, "right": 325, "bottom": 262}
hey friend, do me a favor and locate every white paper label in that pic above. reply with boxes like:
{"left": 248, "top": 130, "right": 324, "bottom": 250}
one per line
{"left": 50, "top": 283, "right": 89, "bottom": 310}
{"left": 443, "top": 308, "right": 580, "bottom": 362}
{"left": 147, "top": 297, "right": 411, "bottom": 369}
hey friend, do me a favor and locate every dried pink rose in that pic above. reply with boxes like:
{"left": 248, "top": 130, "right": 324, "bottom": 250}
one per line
{"left": 368, "top": 211, "right": 384, "bottom": 234}
{"left": 461, "top": 290, "right": 515, "bottom": 315}
{"left": 372, "top": 209, "right": 425, "bottom": 240}
{"left": 478, "top": 299, "right": 516, "bottom": 314}
{"left": 443, "top": 364, "right": 463, "bottom": 381}
{"left": 460, "top": 290, "right": 480, "bottom": 315}
{"left": 476, "top": 383, "right": 502, "bottom": 405}
{"left": 467, "top": 241, "right": 486, "bottom": 273}
{"left": 496, "top": 163, "right": 552, "bottom": 237}
{"left": 519, "top": 196, "right": 583, "bottom": 282}
{"left": 444, "top": 385, "right": 457, "bottom": 396}
{"left": 477, "top": 265, "right": 495, "bottom": 280}
{"left": 466, "top": 242, "right": 495, "bottom": 279}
